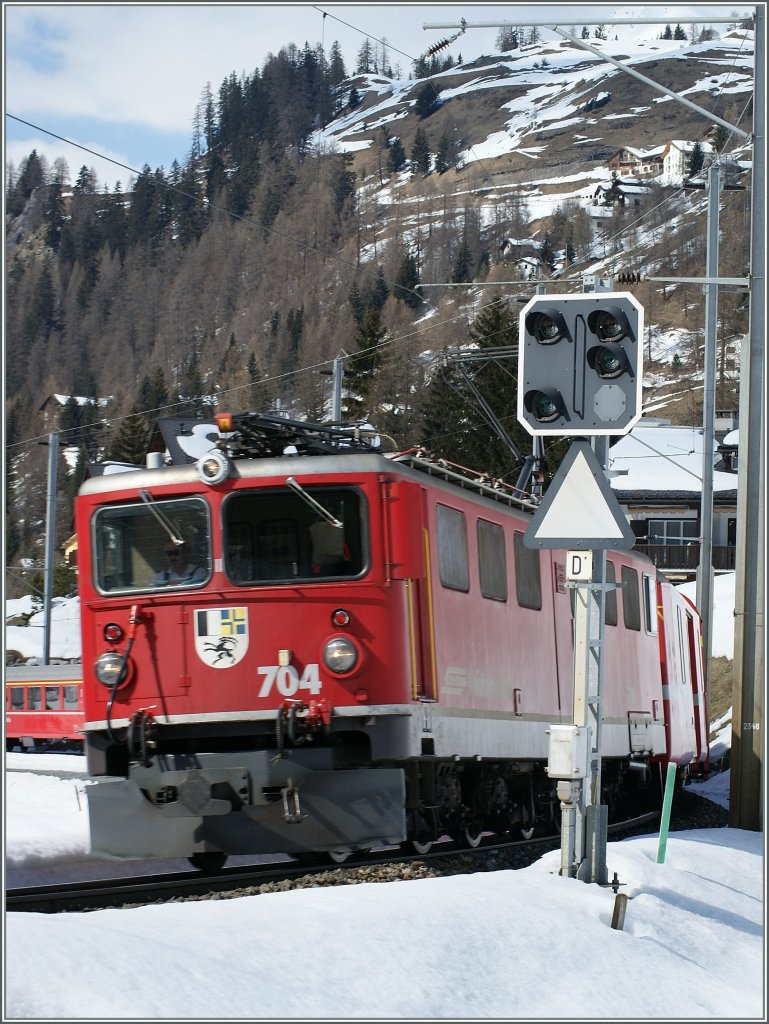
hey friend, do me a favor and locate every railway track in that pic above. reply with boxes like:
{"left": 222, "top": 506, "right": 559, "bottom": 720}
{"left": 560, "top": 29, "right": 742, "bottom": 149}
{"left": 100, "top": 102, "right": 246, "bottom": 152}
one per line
{"left": 7, "top": 810, "right": 661, "bottom": 914}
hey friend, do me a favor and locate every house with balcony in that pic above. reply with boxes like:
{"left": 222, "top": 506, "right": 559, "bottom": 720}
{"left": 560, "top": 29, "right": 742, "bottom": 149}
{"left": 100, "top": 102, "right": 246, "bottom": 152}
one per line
{"left": 607, "top": 145, "right": 664, "bottom": 178}
{"left": 609, "top": 418, "right": 738, "bottom": 580}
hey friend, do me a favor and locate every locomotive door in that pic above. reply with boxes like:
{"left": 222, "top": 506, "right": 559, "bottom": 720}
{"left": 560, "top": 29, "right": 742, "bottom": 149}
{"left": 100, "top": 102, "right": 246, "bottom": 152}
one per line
{"left": 383, "top": 480, "right": 437, "bottom": 700}
{"left": 686, "top": 609, "right": 708, "bottom": 764}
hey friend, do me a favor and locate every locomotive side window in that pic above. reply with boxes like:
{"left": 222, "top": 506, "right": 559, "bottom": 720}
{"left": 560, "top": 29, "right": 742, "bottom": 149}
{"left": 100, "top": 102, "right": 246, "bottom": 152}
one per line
{"left": 513, "top": 532, "right": 542, "bottom": 610}
{"left": 605, "top": 560, "right": 618, "bottom": 626}
{"left": 621, "top": 565, "right": 641, "bottom": 630}
{"left": 223, "top": 487, "right": 365, "bottom": 584}
{"left": 9, "top": 687, "right": 24, "bottom": 711}
{"left": 436, "top": 505, "right": 469, "bottom": 592}
{"left": 93, "top": 497, "right": 211, "bottom": 593}
{"left": 643, "top": 574, "right": 658, "bottom": 634}
{"left": 477, "top": 519, "right": 507, "bottom": 601}
{"left": 27, "top": 686, "right": 42, "bottom": 710}
{"left": 45, "top": 686, "right": 61, "bottom": 710}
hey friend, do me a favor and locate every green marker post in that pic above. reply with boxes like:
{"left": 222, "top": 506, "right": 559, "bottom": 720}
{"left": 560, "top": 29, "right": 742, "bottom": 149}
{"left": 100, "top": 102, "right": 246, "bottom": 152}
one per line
{"left": 657, "top": 762, "right": 678, "bottom": 864}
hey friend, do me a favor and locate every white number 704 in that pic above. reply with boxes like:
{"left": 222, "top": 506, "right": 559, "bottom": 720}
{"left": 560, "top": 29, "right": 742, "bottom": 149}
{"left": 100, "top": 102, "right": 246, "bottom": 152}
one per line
{"left": 257, "top": 663, "right": 323, "bottom": 698}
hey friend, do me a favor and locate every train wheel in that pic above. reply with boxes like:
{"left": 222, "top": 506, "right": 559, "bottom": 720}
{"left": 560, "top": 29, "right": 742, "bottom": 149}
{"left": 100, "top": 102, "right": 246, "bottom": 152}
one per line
{"left": 188, "top": 851, "right": 228, "bottom": 873}
{"left": 519, "top": 802, "right": 535, "bottom": 840}
{"left": 411, "top": 838, "right": 433, "bottom": 855}
{"left": 459, "top": 823, "right": 484, "bottom": 849}
{"left": 327, "top": 848, "right": 353, "bottom": 864}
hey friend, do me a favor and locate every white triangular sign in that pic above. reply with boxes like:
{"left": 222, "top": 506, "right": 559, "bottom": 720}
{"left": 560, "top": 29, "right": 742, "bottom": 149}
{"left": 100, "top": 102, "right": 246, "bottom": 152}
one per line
{"left": 524, "top": 441, "right": 635, "bottom": 549}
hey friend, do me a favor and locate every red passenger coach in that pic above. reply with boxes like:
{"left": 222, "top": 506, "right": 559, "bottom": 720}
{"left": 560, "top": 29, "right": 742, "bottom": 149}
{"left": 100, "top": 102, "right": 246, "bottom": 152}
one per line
{"left": 6, "top": 665, "right": 85, "bottom": 752}
{"left": 77, "top": 413, "right": 708, "bottom": 868}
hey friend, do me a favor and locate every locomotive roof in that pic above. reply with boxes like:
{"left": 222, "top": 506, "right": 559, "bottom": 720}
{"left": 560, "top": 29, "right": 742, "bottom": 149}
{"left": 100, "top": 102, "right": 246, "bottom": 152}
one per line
{"left": 77, "top": 449, "right": 537, "bottom": 515}
{"left": 81, "top": 412, "right": 540, "bottom": 514}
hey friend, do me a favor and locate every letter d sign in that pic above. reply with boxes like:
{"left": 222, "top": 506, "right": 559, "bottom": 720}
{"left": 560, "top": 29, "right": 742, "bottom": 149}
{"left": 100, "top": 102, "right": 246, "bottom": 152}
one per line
{"left": 567, "top": 550, "right": 593, "bottom": 581}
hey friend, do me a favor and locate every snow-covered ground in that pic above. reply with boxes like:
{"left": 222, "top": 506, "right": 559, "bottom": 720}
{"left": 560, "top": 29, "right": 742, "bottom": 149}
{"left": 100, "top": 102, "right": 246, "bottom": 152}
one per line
{"left": 4, "top": 753, "right": 763, "bottom": 1020}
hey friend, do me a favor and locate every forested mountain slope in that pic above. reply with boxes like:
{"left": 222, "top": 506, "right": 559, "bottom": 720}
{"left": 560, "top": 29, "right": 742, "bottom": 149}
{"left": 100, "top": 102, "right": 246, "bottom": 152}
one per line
{"left": 4, "top": 19, "right": 754, "bottom": 573}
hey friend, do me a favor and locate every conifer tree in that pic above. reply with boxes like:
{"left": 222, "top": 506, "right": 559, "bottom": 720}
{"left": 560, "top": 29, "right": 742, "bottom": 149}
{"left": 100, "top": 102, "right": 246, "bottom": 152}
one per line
{"left": 422, "top": 297, "right": 531, "bottom": 480}
{"left": 687, "top": 140, "right": 706, "bottom": 177}
{"left": 387, "top": 136, "right": 407, "bottom": 173}
{"left": 415, "top": 84, "right": 438, "bottom": 118}
{"left": 343, "top": 308, "right": 387, "bottom": 418}
{"left": 451, "top": 237, "right": 473, "bottom": 283}
{"left": 411, "top": 127, "right": 431, "bottom": 175}
{"left": 109, "top": 404, "right": 150, "bottom": 465}
{"left": 394, "top": 252, "right": 422, "bottom": 308}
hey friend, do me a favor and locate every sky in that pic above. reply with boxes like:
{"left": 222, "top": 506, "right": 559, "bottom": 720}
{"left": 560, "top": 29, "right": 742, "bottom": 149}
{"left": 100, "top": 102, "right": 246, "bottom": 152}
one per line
{"left": 4, "top": 747, "right": 764, "bottom": 1020}
{"left": 4, "top": 2, "right": 750, "bottom": 192}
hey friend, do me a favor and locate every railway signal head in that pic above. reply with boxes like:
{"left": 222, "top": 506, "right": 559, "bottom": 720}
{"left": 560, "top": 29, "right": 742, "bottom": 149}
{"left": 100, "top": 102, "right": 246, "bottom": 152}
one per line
{"left": 517, "top": 292, "right": 644, "bottom": 436}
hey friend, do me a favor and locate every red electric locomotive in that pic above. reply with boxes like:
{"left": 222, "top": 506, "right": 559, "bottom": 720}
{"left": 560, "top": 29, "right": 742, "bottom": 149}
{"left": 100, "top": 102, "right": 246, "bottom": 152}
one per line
{"left": 77, "top": 413, "right": 708, "bottom": 867}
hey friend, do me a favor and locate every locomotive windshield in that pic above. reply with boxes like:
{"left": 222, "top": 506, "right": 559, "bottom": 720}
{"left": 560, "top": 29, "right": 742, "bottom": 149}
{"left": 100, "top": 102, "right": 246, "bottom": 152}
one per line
{"left": 93, "top": 496, "right": 211, "bottom": 594}
{"left": 223, "top": 486, "right": 366, "bottom": 583}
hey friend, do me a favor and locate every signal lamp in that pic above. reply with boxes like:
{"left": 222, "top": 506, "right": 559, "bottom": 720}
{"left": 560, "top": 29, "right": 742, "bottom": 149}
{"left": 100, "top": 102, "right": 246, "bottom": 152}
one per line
{"left": 586, "top": 343, "right": 631, "bottom": 380}
{"left": 331, "top": 608, "right": 351, "bottom": 627}
{"left": 215, "top": 412, "right": 234, "bottom": 432}
{"left": 104, "top": 623, "right": 124, "bottom": 643}
{"left": 588, "top": 308, "right": 629, "bottom": 342}
{"left": 524, "top": 387, "right": 566, "bottom": 424}
{"left": 526, "top": 309, "right": 566, "bottom": 345}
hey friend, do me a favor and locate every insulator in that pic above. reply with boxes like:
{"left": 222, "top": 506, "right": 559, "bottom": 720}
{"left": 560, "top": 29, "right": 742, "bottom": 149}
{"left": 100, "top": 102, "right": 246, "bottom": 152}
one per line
{"left": 427, "top": 38, "right": 451, "bottom": 56}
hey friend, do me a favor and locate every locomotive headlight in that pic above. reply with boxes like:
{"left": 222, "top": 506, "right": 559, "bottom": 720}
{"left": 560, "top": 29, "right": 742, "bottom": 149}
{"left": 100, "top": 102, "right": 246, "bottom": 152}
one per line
{"left": 95, "top": 651, "right": 128, "bottom": 688}
{"left": 323, "top": 637, "right": 359, "bottom": 675}
{"left": 196, "top": 449, "right": 230, "bottom": 485}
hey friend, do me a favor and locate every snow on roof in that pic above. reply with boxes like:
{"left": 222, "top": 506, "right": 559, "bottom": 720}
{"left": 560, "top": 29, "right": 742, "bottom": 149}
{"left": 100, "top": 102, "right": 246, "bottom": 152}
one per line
{"left": 609, "top": 421, "right": 738, "bottom": 494}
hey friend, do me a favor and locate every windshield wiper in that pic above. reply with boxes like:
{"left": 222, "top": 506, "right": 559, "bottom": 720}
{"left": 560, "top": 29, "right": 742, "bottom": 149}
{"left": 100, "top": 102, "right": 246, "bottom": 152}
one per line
{"left": 286, "top": 477, "right": 342, "bottom": 528}
{"left": 139, "top": 490, "right": 185, "bottom": 545}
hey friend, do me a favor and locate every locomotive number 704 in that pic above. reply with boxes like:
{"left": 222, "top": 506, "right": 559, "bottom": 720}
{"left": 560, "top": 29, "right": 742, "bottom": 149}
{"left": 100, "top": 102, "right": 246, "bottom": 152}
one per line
{"left": 257, "top": 664, "right": 323, "bottom": 698}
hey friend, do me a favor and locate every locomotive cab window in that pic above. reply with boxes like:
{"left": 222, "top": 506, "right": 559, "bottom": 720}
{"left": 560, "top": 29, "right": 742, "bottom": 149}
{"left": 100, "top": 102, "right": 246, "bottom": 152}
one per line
{"left": 477, "top": 519, "right": 507, "bottom": 601}
{"left": 605, "top": 560, "right": 618, "bottom": 626}
{"left": 643, "top": 574, "right": 658, "bottom": 634}
{"left": 93, "top": 497, "right": 211, "bottom": 594}
{"left": 621, "top": 565, "right": 641, "bottom": 631}
{"left": 436, "top": 505, "right": 469, "bottom": 592}
{"left": 223, "top": 487, "right": 365, "bottom": 584}
{"left": 514, "top": 532, "right": 542, "bottom": 610}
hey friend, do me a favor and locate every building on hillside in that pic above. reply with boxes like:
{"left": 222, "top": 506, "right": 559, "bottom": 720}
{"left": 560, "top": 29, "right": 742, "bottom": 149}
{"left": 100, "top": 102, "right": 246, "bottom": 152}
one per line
{"left": 659, "top": 139, "right": 715, "bottom": 185}
{"left": 607, "top": 145, "right": 664, "bottom": 178}
{"left": 37, "top": 393, "right": 112, "bottom": 432}
{"left": 609, "top": 418, "right": 738, "bottom": 580}
{"left": 592, "top": 178, "right": 654, "bottom": 207}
